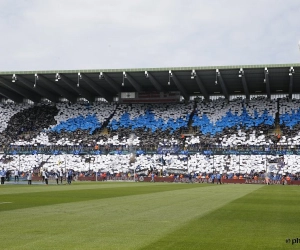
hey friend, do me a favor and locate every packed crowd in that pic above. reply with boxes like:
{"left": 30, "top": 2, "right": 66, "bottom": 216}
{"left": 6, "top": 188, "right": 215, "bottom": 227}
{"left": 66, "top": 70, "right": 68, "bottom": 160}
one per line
{"left": 1, "top": 97, "right": 300, "bottom": 178}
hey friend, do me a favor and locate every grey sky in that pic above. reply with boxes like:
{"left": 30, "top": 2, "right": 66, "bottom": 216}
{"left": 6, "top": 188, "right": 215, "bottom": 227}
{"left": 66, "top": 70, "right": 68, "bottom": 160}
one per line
{"left": 0, "top": 0, "right": 299, "bottom": 71}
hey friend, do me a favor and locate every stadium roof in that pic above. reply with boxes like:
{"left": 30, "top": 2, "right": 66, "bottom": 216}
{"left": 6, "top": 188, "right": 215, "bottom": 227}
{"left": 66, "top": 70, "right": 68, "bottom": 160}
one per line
{"left": 0, "top": 63, "right": 300, "bottom": 103}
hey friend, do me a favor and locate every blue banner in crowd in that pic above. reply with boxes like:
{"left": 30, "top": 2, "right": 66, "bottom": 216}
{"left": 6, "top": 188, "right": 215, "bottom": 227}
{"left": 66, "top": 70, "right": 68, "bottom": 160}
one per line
{"left": 157, "top": 146, "right": 180, "bottom": 154}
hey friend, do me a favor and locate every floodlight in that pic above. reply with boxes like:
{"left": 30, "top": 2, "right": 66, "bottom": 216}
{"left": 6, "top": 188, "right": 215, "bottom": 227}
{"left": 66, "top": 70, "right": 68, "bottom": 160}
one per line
{"left": 77, "top": 72, "right": 82, "bottom": 87}
{"left": 215, "top": 69, "right": 219, "bottom": 85}
{"left": 168, "top": 70, "right": 172, "bottom": 85}
{"left": 122, "top": 72, "right": 126, "bottom": 86}
{"left": 289, "top": 67, "right": 295, "bottom": 75}
{"left": 99, "top": 72, "right": 104, "bottom": 80}
{"left": 264, "top": 67, "right": 269, "bottom": 74}
{"left": 12, "top": 74, "right": 17, "bottom": 82}
{"left": 34, "top": 73, "right": 38, "bottom": 88}
{"left": 55, "top": 73, "right": 61, "bottom": 82}
{"left": 238, "top": 68, "right": 244, "bottom": 77}
{"left": 191, "top": 69, "right": 196, "bottom": 79}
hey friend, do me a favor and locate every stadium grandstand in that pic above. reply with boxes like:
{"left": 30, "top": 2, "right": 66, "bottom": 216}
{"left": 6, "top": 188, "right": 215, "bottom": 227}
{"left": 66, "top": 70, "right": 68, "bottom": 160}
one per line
{"left": 1, "top": 63, "right": 300, "bottom": 183}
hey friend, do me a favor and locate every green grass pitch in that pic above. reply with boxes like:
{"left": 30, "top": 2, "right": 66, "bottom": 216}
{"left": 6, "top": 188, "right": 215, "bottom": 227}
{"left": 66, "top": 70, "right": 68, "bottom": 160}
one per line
{"left": 0, "top": 182, "right": 299, "bottom": 249}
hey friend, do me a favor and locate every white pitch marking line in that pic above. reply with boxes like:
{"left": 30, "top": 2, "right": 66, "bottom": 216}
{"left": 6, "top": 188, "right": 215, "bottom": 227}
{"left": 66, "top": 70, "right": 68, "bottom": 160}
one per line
{"left": 0, "top": 202, "right": 12, "bottom": 204}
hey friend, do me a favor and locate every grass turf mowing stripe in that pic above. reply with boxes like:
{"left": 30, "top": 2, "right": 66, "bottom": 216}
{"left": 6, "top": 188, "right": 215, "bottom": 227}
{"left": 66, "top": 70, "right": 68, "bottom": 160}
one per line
{"left": 0, "top": 182, "right": 208, "bottom": 212}
{"left": 0, "top": 181, "right": 170, "bottom": 195}
{"left": 0, "top": 184, "right": 261, "bottom": 250}
{"left": 141, "top": 185, "right": 300, "bottom": 250}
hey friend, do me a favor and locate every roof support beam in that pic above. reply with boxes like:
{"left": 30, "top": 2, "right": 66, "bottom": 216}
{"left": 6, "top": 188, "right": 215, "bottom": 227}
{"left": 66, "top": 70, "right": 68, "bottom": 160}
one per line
{"left": 217, "top": 70, "right": 229, "bottom": 100}
{"left": 60, "top": 74, "right": 94, "bottom": 103}
{"left": 102, "top": 73, "right": 121, "bottom": 93}
{"left": 81, "top": 74, "right": 113, "bottom": 102}
{"left": 16, "top": 75, "right": 59, "bottom": 103}
{"left": 264, "top": 68, "right": 271, "bottom": 99}
{"left": 125, "top": 73, "right": 143, "bottom": 93}
{"left": 0, "top": 86, "right": 23, "bottom": 103}
{"left": 0, "top": 76, "right": 41, "bottom": 103}
{"left": 194, "top": 71, "right": 209, "bottom": 101}
{"left": 239, "top": 69, "right": 250, "bottom": 100}
{"left": 147, "top": 72, "right": 164, "bottom": 92}
{"left": 38, "top": 74, "right": 77, "bottom": 103}
{"left": 241, "top": 76, "right": 250, "bottom": 100}
{"left": 172, "top": 72, "right": 189, "bottom": 101}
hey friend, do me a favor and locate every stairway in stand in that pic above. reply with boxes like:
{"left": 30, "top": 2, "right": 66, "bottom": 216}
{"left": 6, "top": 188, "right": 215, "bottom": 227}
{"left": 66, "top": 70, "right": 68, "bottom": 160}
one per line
{"left": 268, "top": 100, "right": 281, "bottom": 136}
{"left": 100, "top": 127, "right": 109, "bottom": 135}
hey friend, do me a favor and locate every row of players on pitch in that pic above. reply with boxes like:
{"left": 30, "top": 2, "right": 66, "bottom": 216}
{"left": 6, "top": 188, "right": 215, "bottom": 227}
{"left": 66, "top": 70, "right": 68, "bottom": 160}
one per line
{"left": 0, "top": 168, "right": 74, "bottom": 185}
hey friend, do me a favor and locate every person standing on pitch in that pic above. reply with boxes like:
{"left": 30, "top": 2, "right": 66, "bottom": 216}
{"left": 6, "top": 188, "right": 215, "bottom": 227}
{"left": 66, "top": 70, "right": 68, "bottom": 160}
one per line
{"left": 0, "top": 168, "right": 6, "bottom": 185}
{"left": 44, "top": 170, "right": 49, "bottom": 185}
{"left": 41, "top": 169, "right": 45, "bottom": 183}
{"left": 188, "top": 172, "right": 193, "bottom": 183}
{"left": 216, "top": 172, "right": 222, "bottom": 184}
{"left": 59, "top": 169, "right": 63, "bottom": 184}
{"left": 27, "top": 171, "right": 32, "bottom": 185}
{"left": 211, "top": 173, "right": 215, "bottom": 184}
{"left": 54, "top": 170, "right": 59, "bottom": 185}
{"left": 151, "top": 172, "right": 155, "bottom": 182}
{"left": 14, "top": 168, "right": 19, "bottom": 182}
{"left": 67, "top": 169, "right": 73, "bottom": 184}
{"left": 65, "top": 169, "right": 68, "bottom": 184}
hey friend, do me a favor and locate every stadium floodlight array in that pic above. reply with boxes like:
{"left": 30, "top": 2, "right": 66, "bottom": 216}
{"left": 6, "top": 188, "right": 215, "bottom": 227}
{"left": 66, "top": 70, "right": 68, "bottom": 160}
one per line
{"left": 99, "top": 72, "right": 104, "bottom": 80}
{"left": 238, "top": 68, "right": 244, "bottom": 78}
{"left": 168, "top": 70, "right": 172, "bottom": 85}
{"left": 34, "top": 73, "right": 38, "bottom": 88}
{"left": 191, "top": 69, "right": 196, "bottom": 79}
{"left": 215, "top": 69, "right": 220, "bottom": 85}
{"left": 289, "top": 67, "right": 295, "bottom": 76}
{"left": 55, "top": 73, "right": 61, "bottom": 82}
{"left": 12, "top": 74, "right": 17, "bottom": 82}
{"left": 263, "top": 67, "right": 269, "bottom": 83}
{"left": 77, "top": 72, "right": 82, "bottom": 87}
{"left": 264, "top": 67, "right": 269, "bottom": 75}
{"left": 122, "top": 72, "right": 127, "bottom": 86}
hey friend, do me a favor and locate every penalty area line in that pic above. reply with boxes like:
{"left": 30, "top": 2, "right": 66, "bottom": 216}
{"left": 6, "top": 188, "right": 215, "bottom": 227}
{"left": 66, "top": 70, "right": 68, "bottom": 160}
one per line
{"left": 0, "top": 202, "right": 12, "bottom": 205}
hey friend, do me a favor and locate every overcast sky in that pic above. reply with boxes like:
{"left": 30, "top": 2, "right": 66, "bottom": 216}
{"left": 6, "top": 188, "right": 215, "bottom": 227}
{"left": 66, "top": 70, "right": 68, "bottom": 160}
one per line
{"left": 0, "top": 0, "right": 299, "bottom": 71}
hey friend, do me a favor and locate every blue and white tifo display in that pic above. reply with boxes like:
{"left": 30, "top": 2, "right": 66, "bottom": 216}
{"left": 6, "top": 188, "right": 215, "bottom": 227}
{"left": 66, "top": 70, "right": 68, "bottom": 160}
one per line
{"left": 52, "top": 114, "right": 101, "bottom": 134}
{"left": 50, "top": 100, "right": 276, "bottom": 136}
{"left": 2, "top": 97, "right": 300, "bottom": 174}
{"left": 4, "top": 98, "right": 300, "bottom": 150}
{"left": 51, "top": 108, "right": 274, "bottom": 135}
{"left": 192, "top": 108, "right": 274, "bottom": 135}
